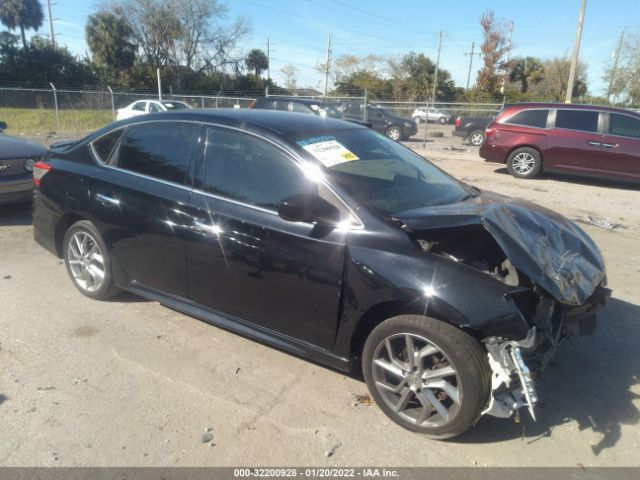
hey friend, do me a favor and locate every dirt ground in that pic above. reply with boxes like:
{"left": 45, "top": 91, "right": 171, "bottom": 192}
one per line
{"left": 0, "top": 125, "right": 639, "bottom": 467}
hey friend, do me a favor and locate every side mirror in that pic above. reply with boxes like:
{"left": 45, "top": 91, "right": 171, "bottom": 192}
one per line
{"left": 278, "top": 193, "right": 341, "bottom": 226}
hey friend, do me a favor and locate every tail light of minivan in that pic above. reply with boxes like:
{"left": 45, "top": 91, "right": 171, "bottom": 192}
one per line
{"left": 485, "top": 127, "right": 497, "bottom": 139}
{"left": 454, "top": 116, "right": 461, "bottom": 127}
{"left": 33, "top": 161, "right": 51, "bottom": 187}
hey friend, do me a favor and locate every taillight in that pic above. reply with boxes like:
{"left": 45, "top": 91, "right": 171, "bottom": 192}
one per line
{"left": 33, "top": 161, "right": 51, "bottom": 187}
{"left": 248, "top": 100, "right": 256, "bottom": 109}
{"left": 485, "top": 127, "right": 496, "bottom": 138}
{"left": 454, "top": 116, "right": 461, "bottom": 127}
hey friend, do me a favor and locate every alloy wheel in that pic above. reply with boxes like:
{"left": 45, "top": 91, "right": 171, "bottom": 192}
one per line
{"left": 67, "top": 231, "right": 106, "bottom": 293}
{"left": 511, "top": 152, "right": 536, "bottom": 175}
{"left": 371, "top": 333, "right": 461, "bottom": 428}
{"left": 387, "top": 127, "right": 401, "bottom": 141}
{"left": 470, "top": 133, "right": 484, "bottom": 145}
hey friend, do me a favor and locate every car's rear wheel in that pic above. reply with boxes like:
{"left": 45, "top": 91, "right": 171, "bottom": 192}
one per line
{"left": 507, "top": 147, "right": 543, "bottom": 179}
{"left": 439, "top": 117, "right": 447, "bottom": 124}
{"left": 63, "top": 220, "right": 119, "bottom": 300}
{"left": 468, "top": 130, "right": 485, "bottom": 146}
{"left": 362, "top": 315, "right": 491, "bottom": 439}
{"left": 413, "top": 116, "right": 422, "bottom": 124}
{"left": 386, "top": 126, "right": 402, "bottom": 141}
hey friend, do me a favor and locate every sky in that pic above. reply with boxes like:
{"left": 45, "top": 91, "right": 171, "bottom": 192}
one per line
{"left": 29, "top": 0, "right": 640, "bottom": 96}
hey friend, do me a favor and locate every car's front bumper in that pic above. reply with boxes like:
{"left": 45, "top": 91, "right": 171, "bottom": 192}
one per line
{"left": 0, "top": 177, "right": 33, "bottom": 206}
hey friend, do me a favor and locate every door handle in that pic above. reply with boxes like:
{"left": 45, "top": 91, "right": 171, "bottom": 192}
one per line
{"left": 587, "top": 141, "right": 602, "bottom": 147}
{"left": 602, "top": 143, "right": 619, "bottom": 149}
{"left": 95, "top": 193, "right": 120, "bottom": 206}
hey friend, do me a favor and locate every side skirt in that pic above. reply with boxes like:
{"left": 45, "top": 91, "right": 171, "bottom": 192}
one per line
{"left": 126, "top": 282, "right": 354, "bottom": 373}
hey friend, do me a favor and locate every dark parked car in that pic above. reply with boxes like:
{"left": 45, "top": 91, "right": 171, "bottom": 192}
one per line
{"left": 480, "top": 103, "right": 640, "bottom": 181}
{"left": 33, "top": 109, "right": 609, "bottom": 438}
{"left": 341, "top": 104, "right": 417, "bottom": 141}
{"left": 0, "top": 133, "right": 47, "bottom": 205}
{"left": 452, "top": 114, "right": 495, "bottom": 146}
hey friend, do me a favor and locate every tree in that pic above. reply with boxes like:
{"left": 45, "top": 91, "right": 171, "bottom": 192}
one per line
{"left": 244, "top": 48, "right": 268, "bottom": 79}
{"left": 86, "top": 12, "right": 136, "bottom": 72}
{"left": 534, "top": 56, "right": 588, "bottom": 101}
{"left": 603, "top": 33, "right": 640, "bottom": 105}
{"left": 280, "top": 64, "right": 298, "bottom": 92}
{"left": 0, "top": 0, "right": 44, "bottom": 50}
{"left": 509, "top": 57, "right": 544, "bottom": 93}
{"left": 476, "top": 10, "right": 509, "bottom": 96}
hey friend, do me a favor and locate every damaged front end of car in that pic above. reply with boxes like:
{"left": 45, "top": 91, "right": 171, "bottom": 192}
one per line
{"left": 396, "top": 192, "right": 611, "bottom": 422}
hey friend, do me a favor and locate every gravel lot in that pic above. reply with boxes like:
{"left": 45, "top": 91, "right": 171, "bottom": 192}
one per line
{"left": 1, "top": 126, "right": 639, "bottom": 467}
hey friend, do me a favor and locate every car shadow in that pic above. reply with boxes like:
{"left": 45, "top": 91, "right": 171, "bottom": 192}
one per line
{"left": 493, "top": 167, "right": 640, "bottom": 191}
{"left": 0, "top": 201, "right": 32, "bottom": 226}
{"left": 455, "top": 297, "right": 640, "bottom": 453}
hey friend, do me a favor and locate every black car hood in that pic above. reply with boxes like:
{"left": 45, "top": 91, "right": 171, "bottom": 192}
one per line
{"left": 396, "top": 191, "right": 605, "bottom": 305}
{"left": 0, "top": 134, "right": 47, "bottom": 160}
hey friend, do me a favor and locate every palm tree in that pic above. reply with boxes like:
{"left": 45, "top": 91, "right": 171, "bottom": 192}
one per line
{"left": 245, "top": 49, "right": 268, "bottom": 79}
{"left": 509, "top": 57, "right": 545, "bottom": 94}
{"left": 0, "top": 0, "right": 43, "bottom": 50}
{"left": 85, "top": 12, "right": 136, "bottom": 72}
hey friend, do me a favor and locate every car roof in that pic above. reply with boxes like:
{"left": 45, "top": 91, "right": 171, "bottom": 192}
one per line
{"left": 504, "top": 102, "right": 640, "bottom": 116}
{"left": 93, "top": 108, "right": 363, "bottom": 140}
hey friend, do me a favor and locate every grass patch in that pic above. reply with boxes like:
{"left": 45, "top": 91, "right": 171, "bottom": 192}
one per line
{"left": 0, "top": 108, "right": 114, "bottom": 137}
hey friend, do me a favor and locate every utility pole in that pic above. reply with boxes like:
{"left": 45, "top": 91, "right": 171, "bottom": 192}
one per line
{"left": 565, "top": 0, "right": 587, "bottom": 103}
{"left": 266, "top": 36, "right": 270, "bottom": 84}
{"left": 324, "top": 34, "right": 332, "bottom": 97}
{"left": 157, "top": 68, "right": 162, "bottom": 100}
{"left": 464, "top": 41, "right": 480, "bottom": 90}
{"left": 607, "top": 27, "right": 626, "bottom": 103}
{"left": 501, "top": 21, "right": 514, "bottom": 94}
{"left": 431, "top": 31, "right": 443, "bottom": 103}
{"left": 47, "top": 0, "right": 56, "bottom": 49}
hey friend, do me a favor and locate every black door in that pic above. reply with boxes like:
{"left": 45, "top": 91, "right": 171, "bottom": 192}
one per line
{"left": 90, "top": 121, "right": 200, "bottom": 297}
{"left": 186, "top": 127, "right": 347, "bottom": 349}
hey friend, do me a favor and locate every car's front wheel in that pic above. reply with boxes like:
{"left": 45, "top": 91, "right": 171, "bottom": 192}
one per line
{"left": 63, "top": 220, "right": 119, "bottom": 300}
{"left": 507, "top": 147, "right": 543, "bottom": 179}
{"left": 385, "top": 126, "right": 402, "bottom": 141}
{"left": 439, "top": 117, "right": 447, "bottom": 124}
{"left": 362, "top": 315, "right": 491, "bottom": 439}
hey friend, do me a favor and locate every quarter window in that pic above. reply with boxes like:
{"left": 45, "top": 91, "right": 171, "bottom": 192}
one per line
{"left": 504, "top": 109, "right": 549, "bottom": 128}
{"left": 111, "top": 123, "right": 197, "bottom": 185}
{"left": 203, "top": 128, "right": 316, "bottom": 210}
{"left": 148, "top": 102, "right": 162, "bottom": 113}
{"left": 609, "top": 114, "right": 640, "bottom": 139}
{"left": 555, "top": 109, "right": 599, "bottom": 133}
{"left": 92, "top": 129, "right": 123, "bottom": 163}
{"left": 132, "top": 101, "right": 146, "bottom": 112}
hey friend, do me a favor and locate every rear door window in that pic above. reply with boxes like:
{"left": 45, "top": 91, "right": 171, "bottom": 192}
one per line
{"left": 132, "top": 101, "right": 146, "bottom": 112}
{"left": 608, "top": 113, "right": 640, "bottom": 139}
{"left": 555, "top": 109, "right": 599, "bottom": 133}
{"left": 92, "top": 129, "right": 124, "bottom": 163}
{"left": 148, "top": 102, "right": 162, "bottom": 113}
{"left": 504, "top": 109, "right": 549, "bottom": 128}
{"left": 111, "top": 122, "right": 197, "bottom": 185}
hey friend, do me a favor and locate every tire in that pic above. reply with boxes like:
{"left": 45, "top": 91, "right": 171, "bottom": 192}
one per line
{"left": 439, "top": 117, "right": 446, "bottom": 124}
{"left": 362, "top": 315, "right": 491, "bottom": 439}
{"left": 386, "top": 126, "right": 402, "bottom": 141}
{"left": 63, "top": 220, "right": 120, "bottom": 300}
{"left": 413, "top": 117, "right": 422, "bottom": 124}
{"left": 507, "top": 147, "right": 543, "bottom": 179}
{"left": 468, "top": 130, "right": 485, "bottom": 146}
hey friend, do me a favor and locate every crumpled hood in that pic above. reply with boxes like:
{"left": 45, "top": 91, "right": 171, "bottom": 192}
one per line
{"left": 396, "top": 191, "right": 606, "bottom": 305}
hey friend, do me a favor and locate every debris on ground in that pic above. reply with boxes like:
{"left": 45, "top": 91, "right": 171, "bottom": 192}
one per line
{"left": 204, "top": 426, "right": 212, "bottom": 433}
{"left": 234, "top": 367, "right": 241, "bottom": 375}
{"left": 445, "top": 146, "right": 469, "bottom": 152}
{"left": 352, "top": 394, "right": 374, "bottom": 406}
{"left": 324, "top": 442, "right": 342, "bottom": 458}
{"left": 576, "top": 214, "right": 625, "bottom": 231}
{"left": 3, "top": 275, "right": 11, "bottom": 280}
{"left": 201, "top": 432, "right": 213, "bottom": 443}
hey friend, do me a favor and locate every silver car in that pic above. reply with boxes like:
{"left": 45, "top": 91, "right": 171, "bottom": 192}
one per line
{"left": 412, "top": 107, "right": 451, "bottom": 124}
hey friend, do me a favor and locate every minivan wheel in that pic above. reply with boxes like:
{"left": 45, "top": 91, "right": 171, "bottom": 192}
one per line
{"left": 362, "top": 315, "right": 491, "bottom": 439}
{"left": 386, "top": 126, "right": 402, "bottom": 141}
{"left": 507, "top": 147, "right": 543, "bottom": 179}
{"left": 63, "top": 220, "right": 119, "bottom": 300}
{"left": 468, "top": 130, "right": 485, "bottom": 146}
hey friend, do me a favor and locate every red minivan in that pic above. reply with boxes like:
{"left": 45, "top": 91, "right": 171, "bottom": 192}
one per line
{"left": 479, "top": 103, "right": 640, "bottom": 181}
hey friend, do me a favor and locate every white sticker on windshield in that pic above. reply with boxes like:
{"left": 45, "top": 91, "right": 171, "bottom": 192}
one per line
{"left": 302, "top": 140, "right": 359, "bottom": 167}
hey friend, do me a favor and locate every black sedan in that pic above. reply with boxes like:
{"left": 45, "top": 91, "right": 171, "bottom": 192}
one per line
{"left": 32, "top": 110, "right": 608, "bottom": 438}
{"left": 0, "top": 133, "right": 47, "bottom": 205}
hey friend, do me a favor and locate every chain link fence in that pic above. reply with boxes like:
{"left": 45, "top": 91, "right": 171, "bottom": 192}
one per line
{"left": 1, "top": 84, "right": 504, "bottom": 139}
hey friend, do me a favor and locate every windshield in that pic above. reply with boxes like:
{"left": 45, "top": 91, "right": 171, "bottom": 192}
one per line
{"left": 311, "top": 103, "right": 343, "bottom": 119}
{"left": 294, "top": 129, "right": 472, "bottom": 216}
